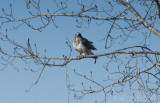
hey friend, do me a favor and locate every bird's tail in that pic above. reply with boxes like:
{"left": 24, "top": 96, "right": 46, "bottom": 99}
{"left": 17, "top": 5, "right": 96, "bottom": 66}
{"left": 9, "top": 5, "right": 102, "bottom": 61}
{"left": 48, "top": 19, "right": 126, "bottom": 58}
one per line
{"left": 94, "top": 57, "right": 97, "bottom": 64}
{"left": 87, "top": 51, "right": 97, "bottom": 64}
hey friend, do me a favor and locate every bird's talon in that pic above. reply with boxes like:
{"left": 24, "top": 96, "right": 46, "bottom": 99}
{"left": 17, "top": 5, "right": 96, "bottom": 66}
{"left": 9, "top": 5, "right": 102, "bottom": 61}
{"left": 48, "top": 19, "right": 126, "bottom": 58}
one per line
{"left": 77, "top": 55, "right": 82, "bottom": 58}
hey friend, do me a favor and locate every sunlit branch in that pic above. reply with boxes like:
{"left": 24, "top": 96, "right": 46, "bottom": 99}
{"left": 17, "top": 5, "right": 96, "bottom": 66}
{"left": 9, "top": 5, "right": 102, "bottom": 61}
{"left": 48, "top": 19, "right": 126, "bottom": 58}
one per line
{"left": 81, "top": 62, "right": 157, "bottom": 95}
{"left": 118, "top": 0, "right": 160, "bottom": 38}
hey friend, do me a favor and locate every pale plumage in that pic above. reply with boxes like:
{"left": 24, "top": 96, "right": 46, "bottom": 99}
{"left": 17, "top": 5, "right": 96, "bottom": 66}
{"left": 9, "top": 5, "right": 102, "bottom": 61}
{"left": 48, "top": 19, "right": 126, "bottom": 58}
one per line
{"left": 73, "top": 32, "right": 97, "bottom": 63}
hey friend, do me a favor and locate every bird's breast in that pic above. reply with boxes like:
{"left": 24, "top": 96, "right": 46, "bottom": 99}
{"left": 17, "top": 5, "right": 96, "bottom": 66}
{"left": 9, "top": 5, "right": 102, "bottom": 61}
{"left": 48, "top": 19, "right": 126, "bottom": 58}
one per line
{"left": 77, "top": 42, "right": 87, "bottom": 52}
{"left": 73, "top": 41, "right": 86, "bottom": 52}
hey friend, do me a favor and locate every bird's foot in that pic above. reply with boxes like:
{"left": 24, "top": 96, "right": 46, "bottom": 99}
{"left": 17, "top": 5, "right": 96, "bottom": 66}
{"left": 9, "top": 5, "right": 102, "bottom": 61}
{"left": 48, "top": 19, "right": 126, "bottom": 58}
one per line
{"left": 77, "top": 55, "right": 82, "bottom": 58}
{"left": 77, "top": 55, "right": 85, "bottom": 58}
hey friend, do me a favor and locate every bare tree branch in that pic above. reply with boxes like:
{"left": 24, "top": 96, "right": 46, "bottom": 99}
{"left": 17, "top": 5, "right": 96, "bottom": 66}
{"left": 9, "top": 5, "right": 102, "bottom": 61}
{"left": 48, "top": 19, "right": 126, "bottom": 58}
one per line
{"left": 118, "top": 0, "right": 160, "bottom": 38}
{"left": 0, "top": 0, "right": 160, "bottom": 103}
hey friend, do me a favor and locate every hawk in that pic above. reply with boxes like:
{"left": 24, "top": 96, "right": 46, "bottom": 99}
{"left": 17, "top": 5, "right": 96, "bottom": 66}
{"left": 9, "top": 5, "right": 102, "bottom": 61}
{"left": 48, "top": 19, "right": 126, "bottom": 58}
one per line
{"left": 73, "top": 32, "right": 97, "bottom": 64}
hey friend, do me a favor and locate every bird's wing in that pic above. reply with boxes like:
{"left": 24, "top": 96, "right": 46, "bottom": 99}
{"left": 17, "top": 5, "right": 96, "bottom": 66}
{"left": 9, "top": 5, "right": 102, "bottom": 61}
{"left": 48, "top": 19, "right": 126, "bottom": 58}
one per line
{"left": 81, "top": 37, "right": 97, "bottom": 50}
{"left": 83, "top": 38, "right": 93, "bottom": 44}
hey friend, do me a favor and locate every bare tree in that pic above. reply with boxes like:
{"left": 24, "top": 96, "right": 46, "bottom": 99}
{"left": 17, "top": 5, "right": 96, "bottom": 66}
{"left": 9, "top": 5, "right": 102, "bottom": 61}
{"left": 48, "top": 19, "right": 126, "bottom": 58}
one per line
{"left": 0, "top": 0, "right": 160, "bottom": 103}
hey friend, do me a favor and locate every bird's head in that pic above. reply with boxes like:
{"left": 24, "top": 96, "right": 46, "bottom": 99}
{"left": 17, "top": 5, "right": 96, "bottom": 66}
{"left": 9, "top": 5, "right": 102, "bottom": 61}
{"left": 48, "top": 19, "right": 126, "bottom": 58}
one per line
{"left": 75, "top": 32, "right": 82, "bottom": 38}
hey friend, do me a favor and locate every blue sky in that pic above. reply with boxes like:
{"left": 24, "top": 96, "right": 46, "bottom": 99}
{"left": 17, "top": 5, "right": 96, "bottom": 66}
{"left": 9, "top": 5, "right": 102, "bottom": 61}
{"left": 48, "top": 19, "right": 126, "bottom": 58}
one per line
{"left": 0, "top": 0, "right": 159, "bottom": 103}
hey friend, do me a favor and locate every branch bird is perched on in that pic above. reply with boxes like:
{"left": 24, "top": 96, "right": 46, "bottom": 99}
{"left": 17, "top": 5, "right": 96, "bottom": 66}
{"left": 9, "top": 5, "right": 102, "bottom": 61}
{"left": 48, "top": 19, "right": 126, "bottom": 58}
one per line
{"left": 73, "top": 32, "right": 97, "bottom": 64}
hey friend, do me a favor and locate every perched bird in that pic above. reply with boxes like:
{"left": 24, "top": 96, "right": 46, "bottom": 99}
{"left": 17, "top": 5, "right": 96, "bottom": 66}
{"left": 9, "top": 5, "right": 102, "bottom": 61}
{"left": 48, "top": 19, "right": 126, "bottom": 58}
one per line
{"left": 73, "top": 32, "right": 97, "bottom": 64}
